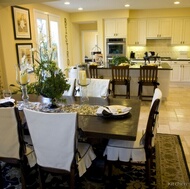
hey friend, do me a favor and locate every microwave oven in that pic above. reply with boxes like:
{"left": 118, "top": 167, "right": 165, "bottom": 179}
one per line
{"left": 106, "top": 38, "right": 126, "bottom": 58}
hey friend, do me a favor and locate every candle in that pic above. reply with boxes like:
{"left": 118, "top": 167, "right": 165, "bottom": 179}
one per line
{"left": 20, "top": 70, "right": 28, "bottom": 85}
{"left": 79, "top": 70, "right": 86, "bottom": 85}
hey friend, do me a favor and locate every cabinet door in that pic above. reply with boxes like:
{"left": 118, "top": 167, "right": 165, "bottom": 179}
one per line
{"left": 115, "top": 19, "right": 127, "bottom": 37}
{"left": 170, "top": 61, "right": 181, "bottom": 81}
{"left": 146, "top": 19, "right": 159, "bottom": 38}
{"left": 171, "top": 19, "right": 183, "bottom": 44}
{"left": 181, "top": 62, "right": 190, "bottom": 81}
{"left": 105, "top": 20, "right": 116, "bottom": 37}
{"left": 183, "top": 19, "right": 190, "bottom": 45}
{"left": 128, "top": 19, "right": 146, "bottom": 45}
{"left": 159, "top": 18, "right": 172, "bottom": 38}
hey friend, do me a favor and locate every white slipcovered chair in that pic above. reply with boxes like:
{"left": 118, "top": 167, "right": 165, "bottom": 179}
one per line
{"left": 63, "top": 78, "right": 76, "bottom": 96}
{"left": 76, "top": 78, "right": 110, "bottom": 97}
{"left": 23, "top": 108, "right": 96, "bottom": 189}
{"left": 103, "top": 88, "right": 162, "bottom": 183}
{"left": 0, "top": 106, "right": 36, "bottom": 189}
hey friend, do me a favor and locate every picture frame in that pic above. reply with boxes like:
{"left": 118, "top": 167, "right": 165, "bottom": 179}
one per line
{"left": 11, "top": 6, "right": 32, "bottom": 39}
{"left": 16, "top": 43, "right": 34, "bottom": 72}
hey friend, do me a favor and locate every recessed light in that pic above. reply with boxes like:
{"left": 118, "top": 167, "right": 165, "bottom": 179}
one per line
{"left": 174, "top": 1, "right": 180, "bottom": 5}
{"left": 125, "top": 4, "right": 130, "bottom": 7}
{"left": 64, "top": 1, "right": 70, "bottom": 5}
{"left": 78, "top": 7, "right": 83, "bottom": 11}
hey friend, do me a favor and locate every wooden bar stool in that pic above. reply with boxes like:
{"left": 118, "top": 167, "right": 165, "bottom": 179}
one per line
{"left": 138, "top": 65, "right": 160, "bottom": 100}
{"left": 89, "top": 65, "right": 98, "bottom": 78}
{"left": 111, "top": 65, "right": 131, "bottom": 98}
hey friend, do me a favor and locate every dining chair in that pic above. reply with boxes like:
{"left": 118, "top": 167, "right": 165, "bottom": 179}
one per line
{"left": 86, "top": 78, "right": 110, "bottom": 97}
{"left": 138, "top": 65, "right": 160, "bottom": 100}
{"left": 89, "top": 65, "right": 98, "bottom": 78}
{"left": 23, "top": 109, "right": 96, "bottom": 189}
{"left": 0, "top": 106, "right": 36, "bottom": 189}
{"left": 111, "top": 65, "right": 131, "bottom": 98}
{"left": 103, "top": 88, "right": 162, "bottom": 184}
{"left": 63, "top": 78, "right": 76, "bottom": 96}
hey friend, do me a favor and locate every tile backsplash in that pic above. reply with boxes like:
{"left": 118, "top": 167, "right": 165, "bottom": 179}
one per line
{"left": 128, "top": 39, "right": 190, "bottom": 59}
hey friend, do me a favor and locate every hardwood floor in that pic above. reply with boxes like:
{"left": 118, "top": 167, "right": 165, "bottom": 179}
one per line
{"left": 138, "top": 85, "right": 190, "bottom": 172}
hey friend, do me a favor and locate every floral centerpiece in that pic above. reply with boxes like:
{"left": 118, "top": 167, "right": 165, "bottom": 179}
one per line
{"left": 32, "top": 35, "right": 70, "bottom": 108}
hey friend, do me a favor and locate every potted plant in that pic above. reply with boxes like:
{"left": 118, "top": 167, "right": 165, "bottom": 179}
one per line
{"left": 32, "top": 35, "right": 70, "bottom": 108}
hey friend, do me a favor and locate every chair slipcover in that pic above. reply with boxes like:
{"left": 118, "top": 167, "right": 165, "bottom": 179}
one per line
{"left": 87, "top": 78, "right": 110, "bottom": 97}
{"left": 104, "top": 88, "right": 162, "bottom": 162}
{"left": 63, "top": 78, "right": 76, "bottom": 96}
{"left": 0, "top": 107, "right": 36, "bottom": 167}
{"left": 23, "top": 108, "right": 96, "bottom": 177}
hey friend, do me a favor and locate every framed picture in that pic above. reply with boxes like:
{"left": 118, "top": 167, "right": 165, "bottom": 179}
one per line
{"left": 16, "top": 43, "right": 34, "bottom": 72}
{"left": 11, "top": 6, "right": 32, "bottom": 39}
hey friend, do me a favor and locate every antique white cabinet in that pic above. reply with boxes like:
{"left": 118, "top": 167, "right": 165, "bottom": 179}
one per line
{"left": 128, "top": 19, "right": 146, "bottom": 45}
{"left": 169, "top": 61, "right": 190, "bottom": 82}
{"left": 171, "top": 18, "right": 190, "bottom": 45}
{"left": 146, "top": 18, "right": 172, "bottom": 38}
{"left": 104, "top": 19, "right": 127, "bottom": 38}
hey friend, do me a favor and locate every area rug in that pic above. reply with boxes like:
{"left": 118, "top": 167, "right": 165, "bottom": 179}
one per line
{"left": 0, "top": 134, "right": 189, "bottom": 189}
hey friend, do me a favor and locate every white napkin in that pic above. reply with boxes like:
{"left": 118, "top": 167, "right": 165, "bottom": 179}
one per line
{"left": 96, "top": 106, "right": 111, "bottom": 115}
{"left": 0, "top": 98, "right": 15, "bottom": 104}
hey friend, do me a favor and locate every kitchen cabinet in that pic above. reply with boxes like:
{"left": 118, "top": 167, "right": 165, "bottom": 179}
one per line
{"left": 128, "top": 19, "right": 146, "bottom": 45}
{"left": 104, "top": 19, "right": 127, "bottom": 38}
{"left": 146, "top": 18, "right": 172, "bottom": 38}
{"left": 169, "top": 61, "right": 190, "bottom": 82}
{"left": 171, "top": 18, "right": 190, "bottom": 45}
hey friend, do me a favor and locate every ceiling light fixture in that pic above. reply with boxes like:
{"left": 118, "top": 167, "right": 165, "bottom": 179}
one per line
{"left": 64, "top": 1, "right": 70, "bottom": 5}
{"left": 125, "top": 4, "right": 130, "bottom": 7}
{"left": 78, "top": 7, "right": 83, "bottom": 11}
{"left": 174, "top": 1, "right": 180, "bottom": 5}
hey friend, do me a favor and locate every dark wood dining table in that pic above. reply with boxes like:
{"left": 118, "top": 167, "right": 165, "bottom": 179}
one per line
{"left": 13, "top": 94, "right": 141, "bottom": 141}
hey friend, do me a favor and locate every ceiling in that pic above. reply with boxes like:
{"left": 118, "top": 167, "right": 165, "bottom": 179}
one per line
{"left": 42, "top": 0, "right": 190, "bottom": 12}
{"left": 1, "top": 0, "right": 190, "bottom": 13}
{"left": 0, "top": 0, "right": 190, "bottom": 12}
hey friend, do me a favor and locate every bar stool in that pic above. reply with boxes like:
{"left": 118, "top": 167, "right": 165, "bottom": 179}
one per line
{"left": 89, "top": 65, "right": 98, "bottom": 78}
{"left": 138, "top": 65, "right": 160, "bottom": 100}
{"left": 111, "top": 65, "right": 131, "bottom": 98}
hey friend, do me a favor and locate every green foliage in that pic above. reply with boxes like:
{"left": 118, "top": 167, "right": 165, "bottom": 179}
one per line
{"left": 111, "top": 56, "right": 130, "bottom": 66}
{"left": 33, "top": 61, "right": 70, "bottom": 100}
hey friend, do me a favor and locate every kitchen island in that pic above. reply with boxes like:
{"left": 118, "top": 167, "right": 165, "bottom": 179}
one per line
{"left": 97, "top": 62, "right": 172, "bottom": 99}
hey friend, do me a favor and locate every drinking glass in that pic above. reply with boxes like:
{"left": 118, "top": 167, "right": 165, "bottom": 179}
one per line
{"left": 3, "top": 89, "right": 12, "bottom": 100}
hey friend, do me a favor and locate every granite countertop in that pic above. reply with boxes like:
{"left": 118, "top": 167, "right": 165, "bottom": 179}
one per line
{"left": 97, "top": 62, "right": 172, "bottom": 70}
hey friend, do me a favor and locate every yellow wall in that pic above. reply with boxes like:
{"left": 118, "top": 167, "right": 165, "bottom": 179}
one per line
{"left": 1, "top": 6, "right": 190, "bottom": 89}
{"left": 0, "top": 4, "right": 70, "bottom": 88}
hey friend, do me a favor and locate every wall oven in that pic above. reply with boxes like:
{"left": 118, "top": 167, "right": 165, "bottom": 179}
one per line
{"left": 106, "top": 38, "right": 126, "bottom": 62}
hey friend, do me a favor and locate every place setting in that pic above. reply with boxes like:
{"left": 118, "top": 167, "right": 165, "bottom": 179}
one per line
{"left": 96, "top": 105, "right": 132, "bottom": 119}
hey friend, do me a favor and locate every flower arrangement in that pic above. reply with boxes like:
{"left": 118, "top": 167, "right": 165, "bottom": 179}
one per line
{"left": 31, "top": 34, "right": 70, "bottom": 107}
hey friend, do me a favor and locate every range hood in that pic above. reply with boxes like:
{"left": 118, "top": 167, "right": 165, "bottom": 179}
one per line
{"left": 146, "top": 37, "right": 171, "bottom": 40}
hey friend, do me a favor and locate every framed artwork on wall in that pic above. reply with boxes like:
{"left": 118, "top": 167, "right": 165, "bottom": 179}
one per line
{"left": 11, "top": 6, "right": 32, "bottom": 39}
{"left": 16, "top": 43, "right": 34, "bottom": 72}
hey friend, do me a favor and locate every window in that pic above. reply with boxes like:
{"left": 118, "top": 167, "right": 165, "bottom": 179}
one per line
{"left": 34, "top": 10, "right": 61, "bottom": 68}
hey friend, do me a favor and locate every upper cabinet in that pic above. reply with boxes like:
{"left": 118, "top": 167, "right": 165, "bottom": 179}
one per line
{"left": 146, "top": 18, "right": 172, "bottom": 38}
{"left": 171, "top": 18, "right": 190, "bottom": 45}
{"left": 104, "top": 19, "right": 127, "bottom": 38}
{"left": 128, "top": 19, "right": 146, "bottom": 45}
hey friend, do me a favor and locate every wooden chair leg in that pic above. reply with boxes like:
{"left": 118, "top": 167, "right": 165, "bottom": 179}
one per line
{"left": 20, "top": 162, "right": 27, "bottom": 189}
{"left": 70, "top": 163, "right": 75, "bottom": 189}
{"left": 38, "top": 167, "right": 45, "bottom": 189}
{"left": 0, "top": 165, "right": 3, "bottom": 189}
{"left": 145, "top": 159, "right": 151, "bottom": 184}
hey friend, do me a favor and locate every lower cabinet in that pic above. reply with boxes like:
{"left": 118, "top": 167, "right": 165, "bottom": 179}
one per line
{"left": 169, "top": 61, "right": 190, "bottom": 82}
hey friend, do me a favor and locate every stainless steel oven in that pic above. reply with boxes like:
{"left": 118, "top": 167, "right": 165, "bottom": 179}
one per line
{"left": 106, "top": 38, "right": 126, "bottom": 61}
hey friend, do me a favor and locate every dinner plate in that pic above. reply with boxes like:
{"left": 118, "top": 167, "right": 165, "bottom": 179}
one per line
{"left": 106, "top": 105, "right": 132, "bottom": 117}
